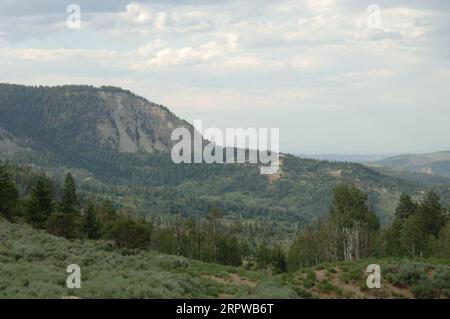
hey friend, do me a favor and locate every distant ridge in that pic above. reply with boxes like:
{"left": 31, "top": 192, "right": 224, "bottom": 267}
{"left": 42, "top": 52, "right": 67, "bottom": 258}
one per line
{"left": 371, "top": 151, "right": 450, "bottom": 178}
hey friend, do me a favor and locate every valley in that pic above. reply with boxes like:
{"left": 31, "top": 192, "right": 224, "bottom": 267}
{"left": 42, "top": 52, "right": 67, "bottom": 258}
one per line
{"left": 1, "top": 84, "right": 449, "bottom": 299}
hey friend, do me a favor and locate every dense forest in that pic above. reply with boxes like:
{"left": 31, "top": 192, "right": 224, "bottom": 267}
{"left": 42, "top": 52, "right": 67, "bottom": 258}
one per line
{"left": 3, "top": 84, "right": 450, "bottom": 239}
{"left": 1, "top": 162, "right": 449, "bottom": 275}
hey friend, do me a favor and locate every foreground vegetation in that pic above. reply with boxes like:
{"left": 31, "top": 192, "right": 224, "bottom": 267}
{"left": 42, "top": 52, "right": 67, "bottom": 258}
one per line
{"left": 1, "top": 217, "right": 448, "bottom": 299}
{"left": 1, "top": 162, "right": 449, "bottom": 299}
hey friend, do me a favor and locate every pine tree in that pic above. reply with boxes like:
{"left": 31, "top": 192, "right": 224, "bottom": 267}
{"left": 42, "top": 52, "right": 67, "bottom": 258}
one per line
{"left": 274, "top": 248, "right": 287, "bottom": 273}
{"left": 0, "top": 164, "right": 18, "bottom": 220}
{"left": 395, "top": 193, "right": 417, "bottom": 221}
{"left": 25, "top": 178, "right": 55, "bottom": 229}
{"left": 383, "top": 194, "right": 417, "bottom": 257}
{"left": 421, "top": 191, "right": 446, "bottom": 237}
{"left": 83, "top": 203, "right": 101, "bottom": 239}
{"left": 60, "top": 173, "right": 79, "bottom": 215}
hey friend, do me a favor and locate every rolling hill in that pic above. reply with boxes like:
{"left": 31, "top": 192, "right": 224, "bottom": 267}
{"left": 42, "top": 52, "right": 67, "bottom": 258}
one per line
{"left": 1, "top": 83, "right": 449, "bottom": 240}
{"left": 1, "top": 217, "right": 448, "bottom": 299}
{"left": 371, "top": 151, "right": 450, "bottom": 178}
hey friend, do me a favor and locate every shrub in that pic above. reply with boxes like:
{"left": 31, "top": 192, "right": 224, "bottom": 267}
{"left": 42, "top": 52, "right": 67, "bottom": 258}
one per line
{"left": 303, "top": 270, "right": 316, "bottom": 289}
{"left": 412, "top": 280, "right": 439, "bottom": 299}
{"left": 317, "top": 279, "right": 341, "bottom": 295}
{"left": 47, "top": 213, "right": 82, "bottom": 239}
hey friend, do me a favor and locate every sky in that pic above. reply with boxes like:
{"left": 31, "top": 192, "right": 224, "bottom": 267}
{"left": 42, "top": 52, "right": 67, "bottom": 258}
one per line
{"left": 0, "top": 0, "right": 449, "bottom": 155}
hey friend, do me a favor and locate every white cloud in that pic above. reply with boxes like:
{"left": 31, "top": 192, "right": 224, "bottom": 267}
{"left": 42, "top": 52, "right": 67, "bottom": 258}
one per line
{"left": 1, "top": 0, "right": 450, "bottom": 153}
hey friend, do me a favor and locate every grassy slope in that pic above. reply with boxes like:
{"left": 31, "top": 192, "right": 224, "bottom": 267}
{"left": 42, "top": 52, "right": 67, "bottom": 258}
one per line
{"left": 1, "top": 218, "right": 448, "bottom": 299}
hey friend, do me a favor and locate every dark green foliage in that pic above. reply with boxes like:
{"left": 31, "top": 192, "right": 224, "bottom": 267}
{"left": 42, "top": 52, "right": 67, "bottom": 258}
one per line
{"left": 436, "top": 220, "right": 450, "bottom": 258}
{"left": 46, "top": 212, "right": 81, "bottom": 239}
{"left": 382, "top": 219, "right": 404, "bottom": 256}
{"left": 107, "top": 216, "right": 153, "bottom": 249}
{"left": 0, "top": 164, "right": 18, "bottom": 220}
{"left": 399, "top": 191, "right": 448, "bottom": 257}
{"left": 0, "top": 161, "right": 449, "bottom": 299}
{"left": 289, "top": 184, "right": 449, "bottom": 269}
{"left": 216, "top": 235, "right": 242, "bottom": 267}
{"left": 274, "top": 249, "right": 287, "bottom": 274}
{"left": 395, "top": 193, "right": 417, "bottom": 221}
{"left": 382, "top": 194, "right": 417, "bottom": 256}
{"left": 411, "top": 281, "right": 440, "bottom": 299}
{"left": 288, "top": 184, "right": 380, "bottom": 269}
{"left": 384, "top": 264, "right": 426, "bottom": 288}
{"left": 420, "top": 191, "right": 446, "bottom": 236}
{"left": 330, "top": 184, "right": 380, "bottom": 231}
{"left": 287, "top": 221, "right": 329, "bottom": 269}
{"left": 24, "top": 177, "right": 55, "bottom": 229}
{"left": 384, "top": 262, "right": 449, "bottom": 298}
{"left": 303, "top": 270, "right": 316, "bottom": 289}
{"left": 60, "top": 173, "right": 79, "bottom": 215}
{"left": 83, "top": 202, "right": 101, "bottom": 239}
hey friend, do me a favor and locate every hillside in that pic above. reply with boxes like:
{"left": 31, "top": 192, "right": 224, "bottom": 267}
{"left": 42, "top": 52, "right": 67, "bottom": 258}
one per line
{"left": 1, "top": 84, "right": 450, "bottom": 237}
{"left": 0, "top": 84, "right": 194, "bottom": 155}
{"left": 371, "top": 151, "right": 450, "bottom": 178}
{"left": 1, "top": 218, "right": 448, "bottom": 299}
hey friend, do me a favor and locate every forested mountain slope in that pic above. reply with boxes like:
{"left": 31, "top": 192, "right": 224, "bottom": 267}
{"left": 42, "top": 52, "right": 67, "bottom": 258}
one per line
{"left": 1, "top": 84, "right": 449, "bottom": 232}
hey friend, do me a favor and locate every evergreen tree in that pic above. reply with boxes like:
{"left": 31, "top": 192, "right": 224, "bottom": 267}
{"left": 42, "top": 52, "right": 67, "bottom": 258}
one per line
{"left": 108, "top": 215, "right": 153, "bottom": 249}
{"left": 97, "top": 199, "right": 117, "bottom": 237}
{"left": 83, "top": 202, "right": 101, "bottom": 239}
{"left": 383, "top": 194, "right": 417, "bottom": 257}
{"left": 274, "top": 248, "right": 287, "bottom": 273}
{"left": 216, "top": 234, "right": 242, "bottom": 266}
{"left": 60, "top": 173, "right": 79, "bottom": 215}
{"left": 421, "top": 191, "right": 446, "bottom": 236}
{"left": 47, "top": 212, "right": 81, "bottom": 239}
{"left": 0, "top": 164, "right": 18, "bottom": 220}
{"left": 395, "top": 193, "right": 417, "bottom": 221}
{"left": 25, "top": 177, "right": 55, "bottom": 229}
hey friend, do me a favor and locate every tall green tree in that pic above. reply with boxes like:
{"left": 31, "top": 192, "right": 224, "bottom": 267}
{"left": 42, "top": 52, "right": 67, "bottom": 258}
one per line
{"left": 400, "top": 211, "right": 432, "bottom": 257}
{"left": 329, "top": 184, "right": 380, "bottom": 261}
{"left": 0, "top": 164, "right": 18, "bottom": 220}
{"left": 108, "top": 215, "right": 153, "bottom": 249}
{"left": 25, "top": 177, "right": 55, "bottom": 229}
{"left": 83, "top": 202, "right": 101, "bottom": 239}
{"left": 420, "top": 191, "right": 446, "bottom": 236}
{"left": 60, "top": 173, "right": 79, "bottom": 215}
{"left": 382, "top": 194, "right": 417, "bottom": 257}
{"left": 436, "top": 220, "right": 450, "bottom": 258}
{"left": 395, "top": 193, "right": 417, "bottom": 221}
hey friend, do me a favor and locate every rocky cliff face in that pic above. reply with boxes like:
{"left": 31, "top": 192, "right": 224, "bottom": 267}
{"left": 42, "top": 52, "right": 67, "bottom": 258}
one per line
{"left": 96, "top": 89, "right": 191, "bottom": 153}
{"left": 0, "top": 84, "right": 193, "bottom": 155}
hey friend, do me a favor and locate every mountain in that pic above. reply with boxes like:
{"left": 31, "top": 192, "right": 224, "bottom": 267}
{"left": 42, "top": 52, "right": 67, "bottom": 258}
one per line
{"left": 1, "top": 84, "right": 449, "bottom": 240}
{"left": 0, "top": 84, "right": 194, "bottom": 155}
{"left": 298, "top": 153, "right": 394, "bottom": 163}
{"left": 371, "top": 151, "right": 450, "bottom": 178}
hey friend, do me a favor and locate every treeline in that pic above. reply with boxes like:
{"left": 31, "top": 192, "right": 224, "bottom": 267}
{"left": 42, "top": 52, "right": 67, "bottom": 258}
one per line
{"left": 287, "top": 185, "right": 450, "bottom": 270}
{"left": 0, "top": 164, "right": 287, "bottom": 270}
{"left": 2, "top": 163, "right": 449, "bottom": 273}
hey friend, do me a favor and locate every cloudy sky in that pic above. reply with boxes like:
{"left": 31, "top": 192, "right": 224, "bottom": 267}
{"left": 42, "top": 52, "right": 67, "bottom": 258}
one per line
{"left": 1, "top": 0, "right": 449, "bottom": 154}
